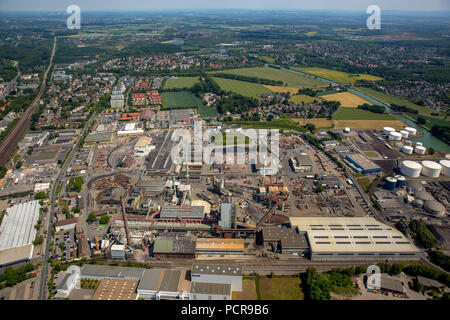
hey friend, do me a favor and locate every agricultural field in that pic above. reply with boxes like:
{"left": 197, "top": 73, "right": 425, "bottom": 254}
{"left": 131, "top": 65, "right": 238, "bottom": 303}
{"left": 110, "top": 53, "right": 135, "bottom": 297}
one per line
{"left": 322, "top": 92, "right": 372, "bottom": 107}
{"left": 263, "top": 85, "right": 299, "bottom": 94}
{"left": 293, "top": 118, "right": 332, "bottom": 128}
{"left": 161, "top": 91, "right": 205, "bottom": 109}
{"left": 334, "top": 120, "right": 406, "bottom": 130}
{"left": 356, "top": 87, "right": 436, "bottom": 116}
{"left": 197, "top": 105, "right": 217, "bottom": 118}
{"left": 289, "top": 94, "right": 323, "bottom": 104}
{"left": 333, "top": 107, "right": 394, "bottom": 120}
{"left": 163, "top": 76, "right": 200, "bottom": 89}
{"left": 295, "top": 67, "right": 383, "bottom": 84}
{"left": 226, "top": 119, "right": 305, "bottom": 131}
{"left": 212, "top": 77, "right": 272, "bottom": 99}
{"left": 214, "top": 66, "right": 328, "bottom": 88}
{"left": 258, "top": 276, "right": 304, "bottom": 300}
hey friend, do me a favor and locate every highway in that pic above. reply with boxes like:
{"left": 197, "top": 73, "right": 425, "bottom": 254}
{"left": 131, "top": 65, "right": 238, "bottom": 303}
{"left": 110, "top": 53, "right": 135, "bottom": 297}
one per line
{"left": 0, "top": 37, "right": 56, "bottom": 167}
{"left": 37, "top": 110, "right": 98, "bottom": 300}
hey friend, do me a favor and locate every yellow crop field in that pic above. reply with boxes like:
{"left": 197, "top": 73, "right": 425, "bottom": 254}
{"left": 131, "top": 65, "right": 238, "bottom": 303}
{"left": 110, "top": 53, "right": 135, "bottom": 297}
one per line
{"left": 333, "top": 120, "right": 406, "bottom": 130}
{"left": 295, "top": 67, "right": 383, "bottom": 84}
{"left": 322, "top": 92, "right": 372, "bottom": 107}
{"left": 263, "top": 85, "right": 299, "bottom": 94}
{"left": 293, "top": 118, "right": 332, "bottom": 128}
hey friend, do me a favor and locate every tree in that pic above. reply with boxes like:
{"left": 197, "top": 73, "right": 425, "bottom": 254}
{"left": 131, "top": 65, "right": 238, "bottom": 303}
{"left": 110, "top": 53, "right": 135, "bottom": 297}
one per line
{"left": 34, "top": 192, "right": 48, "bottom": 200}
{"left": 87, "top": 213, "right": 96, "bottom": 223}
{"left": 428, "top": 147, "right": 435, "bottom": 155}
{"left": 417, "top": 117, "right": 426, "bottom": 125}
{"left": 99, "top": 214, "right": 110, "bottom": 225}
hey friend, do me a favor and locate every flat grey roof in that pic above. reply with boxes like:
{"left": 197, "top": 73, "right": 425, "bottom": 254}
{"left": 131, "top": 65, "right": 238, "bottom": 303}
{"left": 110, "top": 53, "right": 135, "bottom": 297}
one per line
{"left": 137, "top": 269, "right": 163, "bottom": 291}
{"left": 380, "top": 274, "right": 404, "bottom": 293}
{"left": 160, "top": 205, "right": 204, "bottom": 219}
{"left": 85, "top": 132, "right": 113, "bottom": 142}
{"left": 159, "top": 270, "right": 181, "bottom": 292}
{"left": 81, "top": 264, "right": 145, "bottom": 280}
{"left": 192, "top": 263, "right": 242, "bottom": 276}
{"left": 190, "top": 282, "right": 231, "bottom": 295}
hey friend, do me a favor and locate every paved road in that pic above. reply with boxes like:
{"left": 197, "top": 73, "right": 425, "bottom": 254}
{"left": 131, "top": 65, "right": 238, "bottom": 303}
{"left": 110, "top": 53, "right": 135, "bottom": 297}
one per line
{"left": 37, "top": 110, "right": 98, "bottom": 300}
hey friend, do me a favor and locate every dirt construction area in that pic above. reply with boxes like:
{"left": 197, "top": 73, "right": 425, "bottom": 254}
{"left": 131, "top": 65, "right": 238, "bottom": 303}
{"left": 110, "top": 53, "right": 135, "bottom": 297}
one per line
{"left": 333, "top": 120, "right": 406, "bottom": 130}
{"left": 322, "top": 92, "right": 373, "bottom": 107}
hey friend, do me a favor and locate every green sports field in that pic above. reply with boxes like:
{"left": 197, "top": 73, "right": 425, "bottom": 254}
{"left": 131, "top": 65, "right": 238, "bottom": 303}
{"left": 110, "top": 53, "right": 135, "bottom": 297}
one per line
{"left": 295, "top": 67, "right": 383, "bottom": 84}
{"left": 161, "top": 91, "right": 205, "bottom": 109}
{"left": 212, "top": 77, "right": 272, "bottom": 99}
{"left": 163, "top": 76, "right": 200, "bottom": 89}
{"left": 197, "top": 105, "right": 218, "bottom": 118}
{"left": 213, "top": 66, "right": 328, "bottom": 88}
{"left": 333, "top": 107, "right": 395, "bottom": 120}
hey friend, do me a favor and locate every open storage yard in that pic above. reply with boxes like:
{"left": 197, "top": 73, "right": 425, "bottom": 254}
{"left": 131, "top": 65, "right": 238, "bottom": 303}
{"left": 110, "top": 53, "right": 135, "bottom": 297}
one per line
{"left": 213, "top": 66, "right": 328, "bottom": 88}
{"left": 295, "top": 67, "right": 383, "bottom": 84}
{"left": 322, "top": 92, "right": 373, "bottom": 107}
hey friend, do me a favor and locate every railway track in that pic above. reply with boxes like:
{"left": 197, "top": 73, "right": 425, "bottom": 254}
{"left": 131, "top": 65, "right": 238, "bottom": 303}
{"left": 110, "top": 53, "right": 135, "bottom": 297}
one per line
{"left": 0, "top": 37, "right": 56, "bottom": 166}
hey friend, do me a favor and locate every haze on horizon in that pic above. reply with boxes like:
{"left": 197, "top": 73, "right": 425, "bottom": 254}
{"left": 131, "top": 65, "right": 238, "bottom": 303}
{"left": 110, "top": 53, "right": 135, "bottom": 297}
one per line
{"left": 1, "top": 0, "right": 449, "bottom": 12}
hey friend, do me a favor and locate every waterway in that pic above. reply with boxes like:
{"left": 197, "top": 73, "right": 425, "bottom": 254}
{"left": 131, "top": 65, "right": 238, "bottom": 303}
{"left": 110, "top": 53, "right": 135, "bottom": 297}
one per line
{"left": 277, "top": 65, "right": 450, "bottom": 153}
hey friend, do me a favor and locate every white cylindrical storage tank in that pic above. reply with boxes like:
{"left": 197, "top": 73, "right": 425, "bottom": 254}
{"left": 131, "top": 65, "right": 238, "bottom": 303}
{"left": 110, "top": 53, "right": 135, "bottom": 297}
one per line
{"left": 445, "top": 154, "right": 450, "bottom": 160}
{"left": 421, "top": 161, "right": 442, "bottom": 178}
{"left": 344, "top": 127, "right": 350, "bottom": 133}
{"left": 439, "top": 160, "right": 450, "bottom": 177}
{"left": 401, "top": 160, "right": 422, "bottom": 178}
{"left": 415, "top": 146, "right": 426, "bottom": 154}
{"left": 389, "top": 132, "right": 402, "bottom": 141}
{"left": 405, "top": 127, "right": 417, "bottom": 136}
{"left": 401, "top": 146, "right": 413, "bottom": 154}
{"left": 383, "top": 127, "right": 395, "bottom": 135}
{"left": 399, "top": 130, "right": 409, "bottom": 138}
{"left": 416, "top": 142, "right": 423, "bottom": 147}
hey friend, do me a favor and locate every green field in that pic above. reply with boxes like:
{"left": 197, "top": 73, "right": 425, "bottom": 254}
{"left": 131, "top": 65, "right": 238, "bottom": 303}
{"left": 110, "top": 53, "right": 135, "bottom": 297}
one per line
{"left": 197, "top": 105, "right": 218, "bottom": 118}
{"left": 212, "top": 77, "right": 272, "bottom": 99}
{"left": 289, "top": 94, "right": 323, "bottom": 104}
{"left": 407, "top": 113, "right": 450, "bottom": 128}
{"left": 163, "top": 76, "right": 200, "bottom": 89}
{"left": 161, "top": 91, "right": 205, "bottom": 109}
{"left": 258, "top": 276, "right": 304, "bottom": 300}
{"left": 226, "top": 118, "right": 306, "bottom": 131}
{"left": 213, "top": 66, "right": 327, "bottom": 88}
{"left": 295, "top": 67, "right": 383, "bottom": 84}
{"left": 333, "top": 107, "right": 395, "bottom": 120}
{"left": 356, "top": 87, "right": 437, "bottom": 116}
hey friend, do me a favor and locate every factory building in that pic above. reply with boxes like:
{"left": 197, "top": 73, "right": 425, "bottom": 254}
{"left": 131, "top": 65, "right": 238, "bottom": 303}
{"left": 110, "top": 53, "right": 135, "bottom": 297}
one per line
{"left": 152, "top": 235, "right": 196, "bottom": 259}
{"left": 191, "top": 263, "right": 242, "bottom": 292}
{"left": 54, "top": 217, "right": 79, "bottom": 233}
{"left": 85, "top": 132, "right": 113, "bottom": 144}
{"left": 159, "top": 205, "right": 205, "bottom": 220}
{"left": 136, "top": 269, "right": 190, "bottom": 300}
{"left": 261, "top": 227, "right": 310, "bottom": 256}
{"left": 345, "top": 154, "right": 382, "bottom": 174}
{"left": 190, "top": 282, "right": 231, "bottom": 300}
{"left": 110, "top": 244, "right": 126, "bottom": 260}
{"left": 93, "top": 278, "right": 138, "bottom": 300}
{"left": 0, "top": 201, "right": 41, "bottom": 267}
{"left": 54, "top": 265, "right": 81, "bottom": 299}
{"left": 289, "top": 217, "right": 422, "bottom": 261}
{"left": 196, "top": 238, "right": 245, "bottom": 256}
{"left": 289, "top": 154, "right": 313, "bottom": 173}
{"left": 80, "top": 264, "right": 145, "bottom": 281}
{"left": 218, "top": 203, "right": 233, "bottom": 229}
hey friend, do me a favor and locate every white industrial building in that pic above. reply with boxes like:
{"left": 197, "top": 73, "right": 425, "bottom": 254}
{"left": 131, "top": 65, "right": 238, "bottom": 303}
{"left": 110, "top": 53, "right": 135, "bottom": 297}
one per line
{"left": 0, "top": 201, "right": 41, "bottom": 266}
{"left": 191, "top": 263, "right": 242, "bottom": 291}
{"left": 55, "top": 265, "right": 81, "bottom": 298}
{"left": 136, "top": 269, "right": 190, "bottom": 300}
{"left": 111, "top": 244, "right": 126, "bottom": 260}
{"left": 289, "top": 217, "right": 422, "bottom": 261}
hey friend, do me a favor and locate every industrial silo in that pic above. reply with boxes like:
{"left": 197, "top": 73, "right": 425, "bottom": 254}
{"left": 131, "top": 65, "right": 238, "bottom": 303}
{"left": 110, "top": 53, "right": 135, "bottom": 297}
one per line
{"left": 389, "top": 132, "right": 402, "bottom": 141}
{"left": 414, "top": 146, "right": 426, "bottom": 155}
{"left": 383, "top": 127, "right": 395, "bottom": 135}
{"left": 384, "top": 177, "right": 397, "bottom": 190}
{"left": 399, "top": 130, "right": 409, "bottom": 138}
{"left": 424, "top": 200, "right": 446, "bottom": 217}
{"left": 394, "top": 175, "right": 406, "bottom": 188}
{"left": 401, "top": 145, "right": 413, "bottom": 154}
{"left": 421, "top": 161, "right": 442, "bottom": 178}
{"left": 405, "top": 127, "right": 417, "bottom": 136}
{"left": 400, "top": 160, "right": 422, "bottom": 178}
{"left": 438, "top": 159, "right": 450, "bottom": 177}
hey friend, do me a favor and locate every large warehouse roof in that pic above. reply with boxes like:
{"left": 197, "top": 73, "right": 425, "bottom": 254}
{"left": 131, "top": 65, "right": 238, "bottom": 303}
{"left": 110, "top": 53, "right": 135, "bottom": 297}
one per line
{"left": 289, "top": 217, "right": 420, "bottom": 254}
{"left": 0, "top": 201, "right": 41, "bottom": 251}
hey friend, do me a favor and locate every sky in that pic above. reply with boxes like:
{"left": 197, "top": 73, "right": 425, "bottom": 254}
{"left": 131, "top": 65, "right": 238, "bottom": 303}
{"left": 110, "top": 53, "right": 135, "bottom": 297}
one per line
{"left": 1, "top": 0, "right": 449, "bottom": 12}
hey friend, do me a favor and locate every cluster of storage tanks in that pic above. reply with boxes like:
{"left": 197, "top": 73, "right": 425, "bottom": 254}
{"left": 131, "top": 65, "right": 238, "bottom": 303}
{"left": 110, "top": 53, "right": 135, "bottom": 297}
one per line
{"left": 383, "top": 126, "right": 417, "bottom": 142}
{"left": 384, "top": 175, "right": 406, "bottom": 190}
{"left": 400, "top": 159, "right": 450, "bottom": 178}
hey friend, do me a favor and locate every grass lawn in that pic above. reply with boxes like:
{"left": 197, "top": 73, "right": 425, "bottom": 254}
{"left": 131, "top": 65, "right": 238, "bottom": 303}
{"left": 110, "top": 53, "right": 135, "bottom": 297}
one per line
{"left": 364, "top": 151, "right": 378, "bottom": 157}
{"left": 226, "top": 119, "right": 306, "bottom": 131}
{"left": 333, "top": 107, "right": 395, "bottom": 120}
{"left": 232, "top": 279, "right": 258, "bottom": 300}
{"left": 163, "top": 76, "right": 200, "bottom": 89}
{"left": 258, "top": 276, "right": 304, "bottom": 300}
{"left": 212, "top": 77, "right": 272, "bottom": 99}
{"left": 259, "top": 56, "right": 276, "bottom": 63}
{"left": 356, "top": 177, "right": 371, "bottom": 191}
{"left": 322, "top": 92, "right": 372, "bottom": 107}
{"left": 356, "top": 87, "right": 437, "bottom": 116}
{"left": 296, "top": 67, "right": 383, "bottom": 84}
{"left": 161, "top": 91, "right": 205, "bottom": 109}
{"left": 213, "top": 66, "right": 327, "bottom": 88}
{"left": 197, "top": 105, "right": 217, "bottom": 118}
{"left": 289, "top": 94, "right": 323, "bottom": 104}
